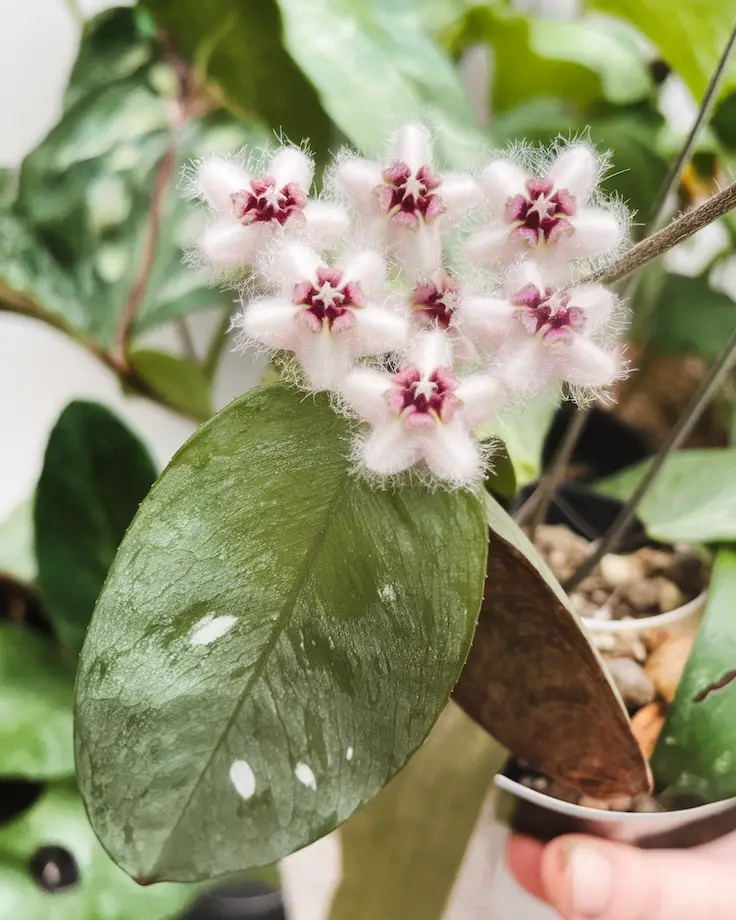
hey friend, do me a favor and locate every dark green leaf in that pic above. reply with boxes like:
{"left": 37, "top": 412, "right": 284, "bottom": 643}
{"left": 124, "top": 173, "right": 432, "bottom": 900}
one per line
{"left": 329, "top": 705, "right": 506, "bottom": 920}
{"left": 713, "top": 91, "right": 736, "bottom": 149}
{"left": 632, "top": 273, "right": 736, "bottom": 362}
{"left": 585, "top": 0, "right": 736, "bottom": 100}
{"left": 0, "top": 8, "right": 264, "bottom": 350}
{"left": 0, "top": 500, "right": 36, "bottom": 585}
{"left": 143, "top": 0, "right": 334, "bottom": 162}
{"left": 130, "top": 348, "right": 213, "bottom": 421}
{"left": 597, "top": 449, "right": 736, "bottom": 543}
{"left": 75, "top": 384, "right": 487, "bottom": 881}
{"left": 652, "top": 547, "right": 736, "bottom": 804}
{"left": 454, "top": 494, "right": 651, "bottom": 798}
{"left": 35, "top": 401, "right": 157, "bottom": 653}
{"left": 274, "top": 0, "right": 485, "bottom": 164}
{"left": 0, "top": 625, "right": 75, "bottom": 779}
{"left": 484, "top": 441, "right": 517, "bottom": 500}
{"left": 0, "top": 784, "right": 198, "bottom": 919}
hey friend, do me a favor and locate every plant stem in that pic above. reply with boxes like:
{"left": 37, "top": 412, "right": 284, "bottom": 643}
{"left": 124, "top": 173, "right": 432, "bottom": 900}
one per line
{"left": 175, "top": 318, "right": 197, "bottom": 360}
{"left": 563, "top": 322, "right": 736, "bottom": 592}
{"left": 587, "top": 181, "right": 736, "bottom": 288}
{"left": 645, "top": 22, "right": 736, "bottom": 237}
{"left": 516, "top": 407, "right": 589, "bottom": 538}
{"left": 203, "top": 308, "right": 234, "bottom": 379}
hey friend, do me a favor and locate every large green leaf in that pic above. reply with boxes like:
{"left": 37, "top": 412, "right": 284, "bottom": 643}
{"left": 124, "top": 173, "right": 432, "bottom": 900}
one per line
{"left": 597, "top": 449, "right": 736, "bottom": 543}
{"left": 329, "top": 705, "right": 506, "bottom": 920}
{"left": 0, "top": 625, "right": 75, "bottom": 779}
{"left": 0, "top": 784, "right": 197, "bottom": 919}
{"left": 35, "top": 401, "right": 157, "bottom": 653}
{"left": 450, "top": 6, "right": 652, "bottom": 112}
{"left": 142, "top": 0, "right": 334, "bottom": 162}
{"left": 454, "top": 494, "right": 651, "bottom": 798}
{"left": 0, "top": 8, "right": 264, "bottom": 351}
{"left": 75, "top": 384, "right": 487, "bottom": 882}
{"left": 632, "top": 273, "right": 736, "bottom": 363}
{"left": 652, "top": 547, "right": 736, "bottom": 804}
{"left": 586, "top": 0, "right": 736, "bottom": 100}
{"left": 0, "top": 501, "right": 36, "bottom": 585}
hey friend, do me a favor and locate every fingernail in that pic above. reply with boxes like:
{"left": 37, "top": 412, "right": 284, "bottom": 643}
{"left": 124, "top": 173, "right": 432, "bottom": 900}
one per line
{"left": 567, "top": 844, "right": 615, "bottom": 917}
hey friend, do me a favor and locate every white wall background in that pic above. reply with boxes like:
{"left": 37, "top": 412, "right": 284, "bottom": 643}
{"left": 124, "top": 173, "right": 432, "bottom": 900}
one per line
{"left": 0, "top": 2, "right": 554, "bottom": 917}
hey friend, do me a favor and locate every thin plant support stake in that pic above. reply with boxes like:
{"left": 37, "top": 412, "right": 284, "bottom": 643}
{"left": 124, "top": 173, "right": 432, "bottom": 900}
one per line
{"left": 563, "top": 322, "right": 736, "bottom": 592}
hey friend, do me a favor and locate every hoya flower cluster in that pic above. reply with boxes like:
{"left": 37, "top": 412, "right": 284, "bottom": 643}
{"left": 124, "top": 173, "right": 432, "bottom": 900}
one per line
{"left": 191, "top": 125, "right": 628, "bottom": 488}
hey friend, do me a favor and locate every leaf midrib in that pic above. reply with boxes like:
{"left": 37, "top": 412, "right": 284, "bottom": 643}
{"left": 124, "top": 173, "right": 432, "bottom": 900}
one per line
{"left": 149, "top": 467, "right": 351, "bottom": 877}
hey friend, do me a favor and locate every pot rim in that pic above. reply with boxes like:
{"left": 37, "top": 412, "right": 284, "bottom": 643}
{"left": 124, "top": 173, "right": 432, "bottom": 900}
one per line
{"left": 581, "top": 587, "right": 708, "bottom": 634}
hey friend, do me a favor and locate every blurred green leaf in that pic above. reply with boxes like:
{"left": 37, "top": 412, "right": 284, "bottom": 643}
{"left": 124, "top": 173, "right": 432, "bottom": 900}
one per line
{"left": 274, "top": 0, "right": 486, "bottom": 165}
{"left": 652, "top": 546, "right": 736, "bottom": 804}
{"left": 597, "top": 449, "right": 736, "bottom": 543}
{"left": 329, "top": 705, "right": 506, "bottom": 920}
{"left": 35, "top": 401, "right": 157, "bottom": 654}
{"left": 76, "top": 384, "right": 487, "bottom": 882}
{"left": 452, "top": 6, "right": 652, "bottom": 112}
{"left": 484, "top": 442, "right": 517, "bottom": 500}
{"left": 0, "top": 501, "right": 36, "bottom": 585}
{"left": 632, "top": 272, "right": 736, "bottom": 363}
{"left": 478, "top": 392, "right": 557, "bottom": 488}
{"left": 0, "top": 8, "right": 264, "bottom": 352}
{"left": 130, "top": 348, "right": 213, "bottom": 421}
{"left": 712, "top": 91, "right": 736, "bottom": 150}
{"left": 142, "top": 0, "right": 334, "bottom": 161}
{"left": 0, "top": 625, "right": 75, "bottom": 779}
{"left": 586, "top": 0, "right": 736, "bottom": 100}
{"left": 0, "top": 784, "right": 198, "bottom": 919}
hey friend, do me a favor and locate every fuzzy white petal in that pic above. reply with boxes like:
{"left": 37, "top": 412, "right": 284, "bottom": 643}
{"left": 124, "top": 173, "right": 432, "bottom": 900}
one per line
{"left": 392, "top": 123, "right": 431, "bottom": 172}
{"left": 569, "top": 283, "right": 616, "bottom": 329}
{"left": 273, "top": 242, "right": 321, "bottom": 288}
{"left": 270, "top": 147, "right": 314, "bottom": 191}
{"left": 561, "top": 208, "right": 624, "bottom": 261}
{"left": 458, "top": 296, "right": 517, "bottom": 352}
{"left": 422, "top": 419, "right": 482, "bottom": 486}
{"left": 295, "top": 329, "right": 354, "bottom": 390}
{"left": 338, "top": 158, "right": 383, "bottom": 213}
{"left": 479, "top": 160, "right": 528, "bottom": 212}
{"left": 395, "top": 225, "right": 442, "bottom": 277}
{"left": 304, "top": 201, "right": 351, "bottom": 248}
{"left": 456, "top": 375, "right": 504, "bottom": 428}
{"left": 439, "top": 174, "right": 481, "bottom": 223}
{"left": 409, "top": 330, "right": 454, "bottom": 376}
{"left": 201, "top": 221, "right": 262, "bottom": 268}
{"left": 552, "top": 337, "right": 618, "bottom": 388}
{"left": 341, "top": 250, "right": 386, "bottom": 292}
{"left": 505, "top": 260, "right": 547, "bottom": 294}
{"left": 499, "top": 336, "right": 551, "bottom": 394}
{"left": 465, "top": 224, "right": 517, "bottom": 268}
{"left": 341, "top": 367, "right": 393, "bottom": 425}
{"left": 241, "top": 298, "right": 299, "bottom": 349}
{"left": 362, "top": 421, "right": 423, "bottom": 476}
{"left": 197, "top": 158, "right": 251, "bottom": 214}
{"left": 351, "top": 307, "right": 409, "bottom": 356}
{"left": 548, "top": 146, "right": 597, "bottom": 203}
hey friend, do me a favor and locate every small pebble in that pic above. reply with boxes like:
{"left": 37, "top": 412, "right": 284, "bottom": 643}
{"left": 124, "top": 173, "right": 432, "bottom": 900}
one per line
{"left": 631, "top": 701, "right": 666, "bottom": 760}
{"left": 600, "top": 553, "right": 645, "bottom": 588}
{"left": 604, "top": 657, "right": 657, "bottom": 708}
{"left": 579, "top": 794, "right": 633, "bottom": 812}
{"left": 657, "top": 579, "right": 686, "bottom": 613}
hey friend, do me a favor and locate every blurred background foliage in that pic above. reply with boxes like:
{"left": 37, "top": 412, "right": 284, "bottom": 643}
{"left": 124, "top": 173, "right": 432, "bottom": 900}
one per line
{"left": 1, "top": 0, "right": 736, "bottom": 917}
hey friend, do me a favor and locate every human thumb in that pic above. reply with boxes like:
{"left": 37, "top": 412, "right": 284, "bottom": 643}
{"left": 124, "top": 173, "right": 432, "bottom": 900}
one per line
{"left": 541, "top": 835, "right": 736, "bottom": 920}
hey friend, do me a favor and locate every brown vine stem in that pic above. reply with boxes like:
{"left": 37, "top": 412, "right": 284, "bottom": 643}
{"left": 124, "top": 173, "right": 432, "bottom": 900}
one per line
{"left": 563, "top": 321, "right": 736, "bottom": 592}
{"left": 587, "top": 181, "right": 736, "bottom": 288}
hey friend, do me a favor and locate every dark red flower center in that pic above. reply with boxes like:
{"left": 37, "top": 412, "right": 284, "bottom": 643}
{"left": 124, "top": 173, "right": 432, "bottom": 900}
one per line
{"left": 386, "top": 365, "right": 460, "bottom": 429}
{"left": 411, "top": 276, "right": 461, "bottom": 330}
{"left": 505, "top": 178, "right": 576, "bottom": 247}
{"left": 375, "top": 161, "right": 446, "bottom": 230}
{"left": 513, "top": 284, "right": 586, "bottom": 342}
{"left": 232, "top": 176, "right": 306, "bottom": 226}
{"left": 293, "top": 266, "right": 364, "bottom": 332}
